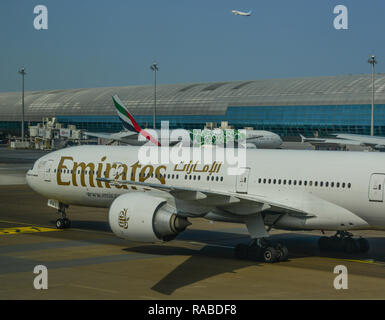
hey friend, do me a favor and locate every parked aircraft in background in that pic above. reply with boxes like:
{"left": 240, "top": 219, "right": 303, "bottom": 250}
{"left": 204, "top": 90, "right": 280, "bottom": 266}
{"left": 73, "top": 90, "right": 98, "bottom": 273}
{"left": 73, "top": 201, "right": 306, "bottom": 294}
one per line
{"left": 232, "top": 10, "right": 252, "bottom": 16}
{"left": 26, "top": 145, "right": 385, "bottom": 263}
{"left": 300, "top": 133, "right": 385, "bottom": 151}
{"left": 86, "top": 95, "right": 282, "bottom": 149}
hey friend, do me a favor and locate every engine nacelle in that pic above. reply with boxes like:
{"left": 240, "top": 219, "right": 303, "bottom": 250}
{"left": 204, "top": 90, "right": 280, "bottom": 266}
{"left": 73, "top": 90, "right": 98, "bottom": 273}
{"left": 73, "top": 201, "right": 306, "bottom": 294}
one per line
{"left": 109, "top": 193, "right": 190, "bottom": 242}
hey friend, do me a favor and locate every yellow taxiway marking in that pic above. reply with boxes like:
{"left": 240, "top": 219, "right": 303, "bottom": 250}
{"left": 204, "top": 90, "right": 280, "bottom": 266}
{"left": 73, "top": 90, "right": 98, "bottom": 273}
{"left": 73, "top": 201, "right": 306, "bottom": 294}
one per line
{"left": 0, "top": 226, "right": 61, "bottom": 235}
{"left": 320, "top": 256, "right": 383, "bottom": 266}
{"left": 0, "top": 219, "right": 41, "bottom": 226}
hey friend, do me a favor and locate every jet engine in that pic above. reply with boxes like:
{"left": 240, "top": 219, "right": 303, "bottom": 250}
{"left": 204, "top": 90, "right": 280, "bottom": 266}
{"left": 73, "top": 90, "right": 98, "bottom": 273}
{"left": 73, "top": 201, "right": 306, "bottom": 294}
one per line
{"left": 108, "top": 193, "right": 190, "bottom": 242}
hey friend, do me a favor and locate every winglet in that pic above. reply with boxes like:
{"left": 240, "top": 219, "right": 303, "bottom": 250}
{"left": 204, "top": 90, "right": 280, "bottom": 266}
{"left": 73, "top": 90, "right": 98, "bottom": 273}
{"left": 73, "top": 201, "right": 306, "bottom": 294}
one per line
{"left": 299, "top": 134, "right": 306, "bottom": 143}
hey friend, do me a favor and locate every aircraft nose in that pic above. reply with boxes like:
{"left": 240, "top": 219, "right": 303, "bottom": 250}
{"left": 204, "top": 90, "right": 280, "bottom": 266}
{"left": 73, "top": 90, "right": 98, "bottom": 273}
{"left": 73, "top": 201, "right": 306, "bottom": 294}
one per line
{"left": 26, "top": 170, "right": 32, "bottom": 187}
{"left": 273, "top": 133, "right": 282, "bottom": 144}
{"left": 26, "top": 169, "right": 36, "bottom": 190}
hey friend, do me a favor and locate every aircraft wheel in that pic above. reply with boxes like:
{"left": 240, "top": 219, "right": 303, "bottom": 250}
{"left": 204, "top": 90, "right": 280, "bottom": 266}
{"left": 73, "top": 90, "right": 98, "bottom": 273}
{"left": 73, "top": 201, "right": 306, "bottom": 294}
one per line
{"left": 56, "top": 218, "right": 65, "bottom": 229}
{"left": 276, "top": 244, "right": 289, "bottom": 261}
{"left": 263, "top": 247, "right": 278, "bottom": 263}
{"left": 63, "top": 218, "right": 71, "bottom": 229}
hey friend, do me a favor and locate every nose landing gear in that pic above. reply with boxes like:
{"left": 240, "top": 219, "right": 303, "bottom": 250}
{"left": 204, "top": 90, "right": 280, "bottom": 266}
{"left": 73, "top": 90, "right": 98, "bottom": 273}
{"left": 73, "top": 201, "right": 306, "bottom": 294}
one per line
{"left": 318, "top": 231, "right": 370, "bottom": 253}
{"left": 235, "top": 238, "right": 289, "bottom": 263}
{"left": 56, "top": 205, "right": 71, "bottom": 229}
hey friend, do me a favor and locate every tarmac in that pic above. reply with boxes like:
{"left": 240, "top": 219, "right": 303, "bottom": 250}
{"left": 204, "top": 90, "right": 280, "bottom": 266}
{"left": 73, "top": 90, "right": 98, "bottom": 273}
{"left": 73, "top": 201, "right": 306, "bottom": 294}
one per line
{"left": 1, "top": 147, "right": 385, "bottom": 299}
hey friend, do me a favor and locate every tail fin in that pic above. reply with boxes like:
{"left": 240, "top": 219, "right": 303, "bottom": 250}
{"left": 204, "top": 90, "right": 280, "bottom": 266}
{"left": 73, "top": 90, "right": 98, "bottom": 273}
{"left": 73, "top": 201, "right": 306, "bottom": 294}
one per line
{"left": 112, "top": 95, "right": 142, "bottom": 133}
{"left": 112, "top": 95, "right": 161, "bottom": 146}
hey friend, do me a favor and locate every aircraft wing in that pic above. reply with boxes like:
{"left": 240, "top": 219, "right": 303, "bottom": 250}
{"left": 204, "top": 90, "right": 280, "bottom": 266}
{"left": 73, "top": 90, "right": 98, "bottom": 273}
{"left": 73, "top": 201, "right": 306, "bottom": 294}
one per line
{"left": 300, "top": 134, "right": 362, "bottom": 146}
{"left": 97, "top": 177, "right": 367, "bottom": 233}
{"left": 335, "top": 134, "right": 385, "bottom": 149}
{"left": 97, "top": 178, "right": 315, "bottom": 217}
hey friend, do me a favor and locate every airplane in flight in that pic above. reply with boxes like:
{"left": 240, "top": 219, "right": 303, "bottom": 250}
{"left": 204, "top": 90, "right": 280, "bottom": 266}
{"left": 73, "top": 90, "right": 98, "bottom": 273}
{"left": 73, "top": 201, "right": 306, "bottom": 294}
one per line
{"left": 26, "top": 145, "right": 385, "bottom": 263}
{"left": 232, "top": 10, "right": 252, "bottom": 16}
{"left": 86, "top": 95, "right": 282, "bottom": 149}
{"left": 300, "top": 133, "right": 385, "bottom": 151}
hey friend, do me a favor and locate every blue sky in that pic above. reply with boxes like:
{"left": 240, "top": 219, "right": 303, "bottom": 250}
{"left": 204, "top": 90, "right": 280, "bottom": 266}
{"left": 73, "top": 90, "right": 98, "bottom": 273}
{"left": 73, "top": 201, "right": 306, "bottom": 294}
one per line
{"left": 0, "top": 0, "right": 384, "bottom": 92}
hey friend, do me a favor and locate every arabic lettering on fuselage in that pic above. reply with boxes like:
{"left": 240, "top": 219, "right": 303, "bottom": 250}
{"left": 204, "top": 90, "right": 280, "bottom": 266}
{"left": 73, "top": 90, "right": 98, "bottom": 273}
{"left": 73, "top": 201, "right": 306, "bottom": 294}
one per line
{"left": 173, "top": 161, "right": 222, "bottom": 175}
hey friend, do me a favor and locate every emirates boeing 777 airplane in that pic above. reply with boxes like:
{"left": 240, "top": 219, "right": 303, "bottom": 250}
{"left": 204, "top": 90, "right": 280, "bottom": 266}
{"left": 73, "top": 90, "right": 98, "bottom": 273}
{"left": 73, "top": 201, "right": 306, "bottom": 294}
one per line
{"left": 26, "top": 146, "right": 385, "bottom": 262}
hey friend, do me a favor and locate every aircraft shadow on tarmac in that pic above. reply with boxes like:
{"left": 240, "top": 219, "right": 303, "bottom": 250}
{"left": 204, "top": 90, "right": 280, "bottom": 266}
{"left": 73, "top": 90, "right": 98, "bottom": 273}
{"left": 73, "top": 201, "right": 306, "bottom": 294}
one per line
{"left": 46, "top": 219, "right": 385, "bottom": 295}
{"left": 125, "top": 243, "right": 260, "bottom": 296}
{"left": 123, "top": 230, "right": 385, "bottom": 295}
{"left": 49, "top": 219, "right": 112, "bottom": 232}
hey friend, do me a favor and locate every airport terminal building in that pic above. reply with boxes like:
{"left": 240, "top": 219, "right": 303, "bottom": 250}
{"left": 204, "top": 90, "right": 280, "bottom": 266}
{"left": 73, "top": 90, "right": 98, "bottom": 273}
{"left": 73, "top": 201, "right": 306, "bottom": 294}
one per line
{"left": 1, "top": 73, "right": 385, "bottom": 137}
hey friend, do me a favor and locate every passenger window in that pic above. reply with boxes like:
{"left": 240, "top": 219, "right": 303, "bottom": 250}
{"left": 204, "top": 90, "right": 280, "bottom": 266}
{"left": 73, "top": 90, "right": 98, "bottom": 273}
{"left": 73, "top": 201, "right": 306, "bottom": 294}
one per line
{"left": 331, "top": 182, "right": 334, "bottom": 187}
{"left": 315, "top": 181, "right": 318, "bottom": 187}
{"left": 299, "top": 180, "right": 302, "bottom": 186}
{"left": 348, "top": 183, "right": 351, "bottom": 188}
{"left": 325, "top": 181, "right": 329, "bottom": 187}
{"left": 336, "top": 182, "right": 340, "bottom": 188}
{"left": 309, "top": 181, "right": 312, "bottom": 186}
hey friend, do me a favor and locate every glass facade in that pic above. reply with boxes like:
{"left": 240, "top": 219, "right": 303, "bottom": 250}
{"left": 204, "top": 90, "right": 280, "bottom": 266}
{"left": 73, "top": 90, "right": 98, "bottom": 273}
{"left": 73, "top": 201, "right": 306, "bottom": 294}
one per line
{"left": 2, "top": 104, "right": 385, "bottom": 137}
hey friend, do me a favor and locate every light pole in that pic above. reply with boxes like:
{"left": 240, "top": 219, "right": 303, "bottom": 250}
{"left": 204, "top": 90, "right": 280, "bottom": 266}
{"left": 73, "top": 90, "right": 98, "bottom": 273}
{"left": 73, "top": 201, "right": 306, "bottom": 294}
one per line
{"left": 150, "top": 63, "right": 158, "bottom": 129}
{"left": 368, "top": 55, "right": 377, "bottom": 136}
{"left": 18, "top": 67, "right": 26, "bottom": 142}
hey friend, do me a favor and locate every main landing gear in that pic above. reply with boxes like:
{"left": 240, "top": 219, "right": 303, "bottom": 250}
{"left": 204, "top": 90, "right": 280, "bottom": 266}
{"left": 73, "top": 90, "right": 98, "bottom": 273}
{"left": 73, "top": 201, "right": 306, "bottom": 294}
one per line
{"left": 56, "top": 205, "right": 71, "bottom": 229}
{"left": 318, "top": 231, "right": 370, "bottom": 253}
{"left": 234, "top": 238, "right": 289, "bottom": 263}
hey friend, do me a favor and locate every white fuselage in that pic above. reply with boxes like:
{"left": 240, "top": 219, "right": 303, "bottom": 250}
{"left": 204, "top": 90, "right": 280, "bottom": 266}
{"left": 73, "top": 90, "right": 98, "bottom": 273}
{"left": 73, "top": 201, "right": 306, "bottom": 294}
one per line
{"left": 245, "top": 130, "right": 282, "bottom": 148}
{"left": 26, "top": 146, "right": 385, "bottom": 231}
{"left": 121, "top": 129, "right": 282, "bottom": 149}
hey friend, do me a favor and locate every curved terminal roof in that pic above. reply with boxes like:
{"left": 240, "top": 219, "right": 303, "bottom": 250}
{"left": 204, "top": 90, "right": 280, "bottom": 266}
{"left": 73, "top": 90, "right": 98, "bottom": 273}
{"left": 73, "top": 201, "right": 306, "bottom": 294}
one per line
{"left": 1, "top": 74, "right": 385, "bottom": 121}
